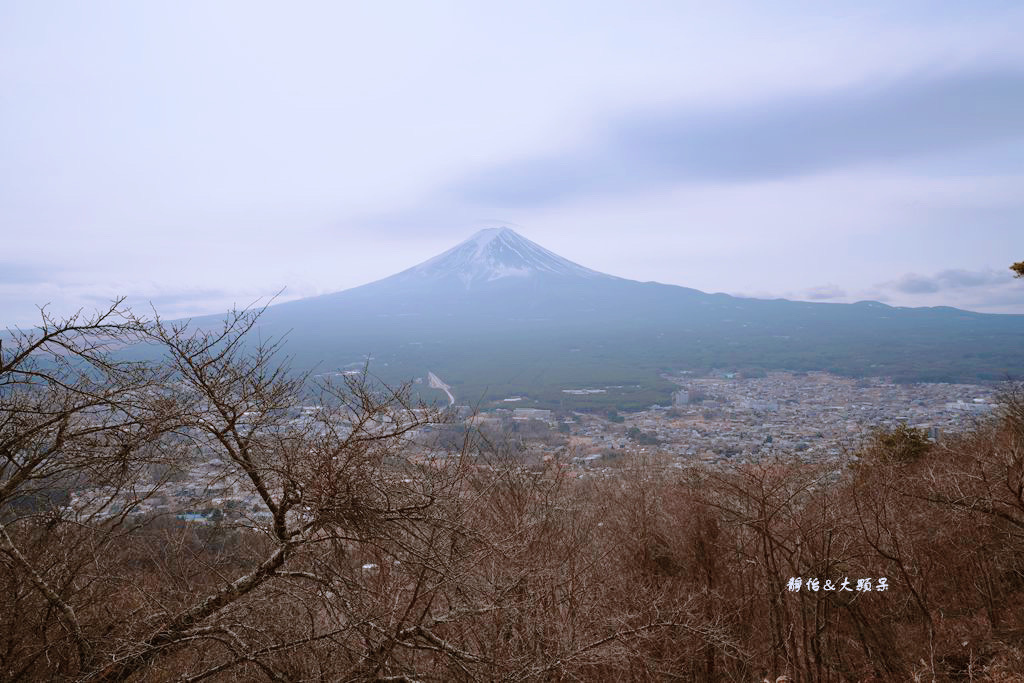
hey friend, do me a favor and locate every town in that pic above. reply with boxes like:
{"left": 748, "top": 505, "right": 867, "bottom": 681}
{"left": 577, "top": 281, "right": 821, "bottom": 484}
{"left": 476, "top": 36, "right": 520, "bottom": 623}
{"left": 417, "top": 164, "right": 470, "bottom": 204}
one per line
{"left": 64, "top": 371, "right": 1002, "bottom": 525}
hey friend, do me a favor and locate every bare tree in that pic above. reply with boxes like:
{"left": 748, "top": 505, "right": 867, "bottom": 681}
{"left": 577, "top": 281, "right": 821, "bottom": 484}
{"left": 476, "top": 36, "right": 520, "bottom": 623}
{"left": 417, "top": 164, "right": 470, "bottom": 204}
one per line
{"left": 1, "top": 302, "right": 468, "bottom": 680}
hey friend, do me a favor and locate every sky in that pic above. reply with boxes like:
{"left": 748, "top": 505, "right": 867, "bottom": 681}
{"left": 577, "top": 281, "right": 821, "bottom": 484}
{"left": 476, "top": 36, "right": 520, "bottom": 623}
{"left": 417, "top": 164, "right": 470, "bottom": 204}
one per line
{"left": 2, "top": 0, "right": 1023, "bottom": 326}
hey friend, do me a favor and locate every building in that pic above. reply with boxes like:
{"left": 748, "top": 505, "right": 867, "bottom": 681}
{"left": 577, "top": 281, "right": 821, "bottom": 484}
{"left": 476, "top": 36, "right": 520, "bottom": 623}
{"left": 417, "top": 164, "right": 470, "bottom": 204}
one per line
{"left": 513, "top": 408, "right": 552, "bottom": 422}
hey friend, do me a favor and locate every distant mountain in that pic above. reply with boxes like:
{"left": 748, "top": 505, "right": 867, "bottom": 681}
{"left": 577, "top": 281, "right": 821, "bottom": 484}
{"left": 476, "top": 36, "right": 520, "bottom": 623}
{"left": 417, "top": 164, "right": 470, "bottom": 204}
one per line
{"left": 223, "top": 228, "right": 1023, "bottom": 409}
{"left": 274, "top": 227, "right": 683, "bottom": 319}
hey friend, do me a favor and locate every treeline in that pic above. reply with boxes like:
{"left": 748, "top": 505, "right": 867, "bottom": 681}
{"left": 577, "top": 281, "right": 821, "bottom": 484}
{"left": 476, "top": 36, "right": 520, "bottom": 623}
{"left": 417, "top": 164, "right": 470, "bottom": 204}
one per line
{"left": 342, "top": 321, "right": 1022, "bottom": 411}
{"left": 3, "top": 303, "right": 1024, "bottom": 680}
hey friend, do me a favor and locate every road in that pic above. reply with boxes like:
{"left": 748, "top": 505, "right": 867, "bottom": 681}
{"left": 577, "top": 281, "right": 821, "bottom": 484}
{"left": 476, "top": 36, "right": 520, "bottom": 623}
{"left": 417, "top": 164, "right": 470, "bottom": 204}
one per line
{"left": 426, "top": 371, "right": 455, "bottom": 406}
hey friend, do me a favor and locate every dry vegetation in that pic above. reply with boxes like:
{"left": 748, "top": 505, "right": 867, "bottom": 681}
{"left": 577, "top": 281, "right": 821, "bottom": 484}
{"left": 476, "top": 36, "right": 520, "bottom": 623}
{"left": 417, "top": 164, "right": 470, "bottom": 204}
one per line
{"left": 3, "top": 302, "right": 1024, "bottom": 681}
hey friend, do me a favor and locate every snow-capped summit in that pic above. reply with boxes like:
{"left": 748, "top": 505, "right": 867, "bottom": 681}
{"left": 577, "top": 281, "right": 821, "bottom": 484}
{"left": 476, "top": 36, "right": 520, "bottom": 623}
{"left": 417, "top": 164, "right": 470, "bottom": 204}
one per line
{"left": 395, "top": 227, "right": 607, "bottom": 288}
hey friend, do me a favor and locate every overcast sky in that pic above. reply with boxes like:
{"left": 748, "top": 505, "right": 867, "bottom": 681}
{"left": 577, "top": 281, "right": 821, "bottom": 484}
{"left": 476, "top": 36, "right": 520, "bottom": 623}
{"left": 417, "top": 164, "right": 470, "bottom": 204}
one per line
{"left": 2, "top": 0, "right": 1023, "bottom": 325}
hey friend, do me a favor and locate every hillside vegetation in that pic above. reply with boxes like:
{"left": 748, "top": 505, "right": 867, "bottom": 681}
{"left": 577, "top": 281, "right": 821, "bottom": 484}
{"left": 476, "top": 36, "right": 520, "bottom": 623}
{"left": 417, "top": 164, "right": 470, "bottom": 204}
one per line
{"left": 4, "top": 303, "right": 1024, "bottom": 680}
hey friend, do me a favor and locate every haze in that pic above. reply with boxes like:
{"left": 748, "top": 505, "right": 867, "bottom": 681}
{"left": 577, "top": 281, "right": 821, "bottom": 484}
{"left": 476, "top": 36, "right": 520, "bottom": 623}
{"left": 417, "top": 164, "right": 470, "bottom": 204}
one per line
{"left": 2, "top": 1, "right": 1023, "bottom": 325}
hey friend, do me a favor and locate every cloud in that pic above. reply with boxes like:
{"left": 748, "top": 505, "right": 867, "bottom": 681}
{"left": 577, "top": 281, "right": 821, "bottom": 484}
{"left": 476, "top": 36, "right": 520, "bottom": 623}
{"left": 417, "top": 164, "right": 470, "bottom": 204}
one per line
{"left": 451, "top": 67, "right": 1024, "bottom": 208}
{"left": 890, "top": 274, "right": 942, "bottom": 294}
{"left": 873, "top": 267, "right": 1023, "bottom": 313}
{"left": 884, "top": 267, "right": 1013, "bottom": 294}
{"left": 77, "top": 287, "right": 277, "bottom": 321}
{"left": 934, "top": 268, "right": 1010, "bottom": 288}
{"left": 805, "top": 284, "right": 847, "bottom": 300}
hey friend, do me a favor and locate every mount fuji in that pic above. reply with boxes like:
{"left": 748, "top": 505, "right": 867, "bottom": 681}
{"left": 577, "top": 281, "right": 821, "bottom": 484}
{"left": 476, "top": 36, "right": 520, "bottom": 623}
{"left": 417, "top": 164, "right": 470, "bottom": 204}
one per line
{"left": 229, "top": 228, "right": 1021, "bottom": 409}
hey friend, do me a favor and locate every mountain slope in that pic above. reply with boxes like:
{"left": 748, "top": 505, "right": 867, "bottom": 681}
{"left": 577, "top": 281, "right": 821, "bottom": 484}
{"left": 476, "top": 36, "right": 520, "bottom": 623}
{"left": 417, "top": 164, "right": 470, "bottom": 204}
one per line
{"left": 225, "top": 228, "right": 1023, "bottom": 409}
